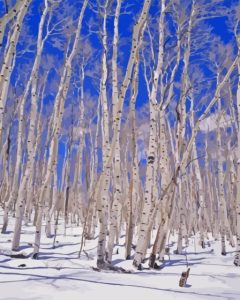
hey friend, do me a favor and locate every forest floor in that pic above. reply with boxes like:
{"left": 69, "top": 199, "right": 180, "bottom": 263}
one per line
{"left": 0, "top": 211, "right": 240, "bottom": 300}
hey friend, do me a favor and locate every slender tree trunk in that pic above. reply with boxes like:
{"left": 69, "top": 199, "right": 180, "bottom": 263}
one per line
{"left": 133, "top": 0, "right": 166, "bottom": 268}
{"left": 32, "top": 0, "right": 88, "bottom": 258}
{"left": 11, "top": 0, "right": 50, "bottom": 249}
{"left": 234, "top": 59, "right": 240, "bottom": 265}
{"left": 0, "top": 0, "right": 32, "bottom": 145}
{"left": 107, "top": 0, "right": 122, "bottom": 263}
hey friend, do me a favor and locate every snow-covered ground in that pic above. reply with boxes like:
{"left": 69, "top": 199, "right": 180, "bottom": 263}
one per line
{"left": 1, "top": 212, "right": 240, "bottom": 300}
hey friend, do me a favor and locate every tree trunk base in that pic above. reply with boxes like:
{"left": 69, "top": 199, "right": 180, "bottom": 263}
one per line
{"left": 12, "top": 247, "right": 19, "bottom": 252}
{"left": 149, "top": 253, "right": 156, "bottom": 268}
{"left": 32, "top": 253, "right": 39, "bottom": 260}
{"left": 85, "top": 234, "right": 94, "bottom": 240}
{"left": 133, "top": 260, "right": 142, "bottom": 270}
{"left": 96, "top": 259, "right": 132, "bottom": 273}
{"left": 234, "top": 253, "right": 240, "bottom": 266}
{"left": 1, "top": 223, "right": 7, "bottom": 234}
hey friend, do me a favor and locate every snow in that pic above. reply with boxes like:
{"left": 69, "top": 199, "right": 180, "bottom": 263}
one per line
{"left": 1, "top": 212, "right": 240, "bottom": 300}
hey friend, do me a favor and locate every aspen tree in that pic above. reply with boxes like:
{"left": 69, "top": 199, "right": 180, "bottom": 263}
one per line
{"left": 0, "top": 69, "right": 22, "bottom": 207}
{"left": 148, "top": 112, "right": 172, "bottom": 267}
{"left": 11, "top": 0, "right": 52, "bottom": 248}
{"left": 32, "top": 0, "right": 88, "bottom": 258}
{"left": 142, "top": 47, "right": 173, "bottom": 267}
{"left": 227, "top": 85, "right": 237, "bottom": 239}
{"left": 95, "top": 0, "right": 151, "bottom": 179}
{"left": 175, "top": 1, "right": 195, "bottom": 254}
{"left": 85, "top": 99, "right": 101, "bottom": 239}
{"left": 106, "top": 0, "right": 122, "bottom": 264}
{"left": 2, "top": 95, "right": 26, "bottom": 234}
{"left": 133, "top": 0, "right": 166, "bottom": 268}
{"left": 189, "top": 98, "right": 211, "bottom": 247}
{"left": 95, "top": 0, "right": 112, "bottom": 267}
{"left": 215, "top": 66, "right": 233, "bottom": 255}
{"left": 32, "top": 110, "right": 54, "bottom": 228}
{"left": 226, "top": 141, "right": 236, "bottom": 245}
{"left": 0, "top": 93, "right": 19, "bottom": 222}
{"left": 133, "top": 52, "right": 240, "bottom": 268}
{"left": 72, "top": 100, "right": 85, "bottom": 227}
{"left": 62, "top": 108, "right": 75, "bottom": 235}
{"left": 125, "top": 60, "right": 140, "bottom": 260}
{"left": 234, "top": 40, "right": 240, "bottom": 265}
{"left": 94, "top": 0, "right": 151, "bottom": 268}
{"left": 0, "top": 0, "right": 32, "bottom": 46}
{"left": 0, "top": 0, "right": 239, "bottom": 273}
{"left": 0, "top": 0, "right": 32, "bottom": 146}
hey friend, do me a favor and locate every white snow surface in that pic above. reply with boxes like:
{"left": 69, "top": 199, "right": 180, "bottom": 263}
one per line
{"left": 0, "top": 212, "right": 240, "bottom": 300}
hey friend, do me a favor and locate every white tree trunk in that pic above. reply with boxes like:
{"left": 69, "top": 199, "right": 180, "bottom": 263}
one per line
{"left": 0, "top": 0, "right": 32, "bottom": 145}
{"left": 133, "top": 0, "right": 166, "bottom": 268}
{"left": 32, "top": 0, "right": 88, "bottom": 258}
{"left": 97, "top": 0, "right": 111, "bottom": 266}
{"left": 11, "top": 0, "right": 50, "bottom": 250}
{"left": 107, "top": 0, "right": 122, "bottom": 264}
{"left": 234, "top": 59, "right": 240, "bottom": 265}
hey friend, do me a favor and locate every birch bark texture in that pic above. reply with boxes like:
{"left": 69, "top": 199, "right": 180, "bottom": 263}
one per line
{"left": 32, "top": 0, "right": 88, "bottom": 258}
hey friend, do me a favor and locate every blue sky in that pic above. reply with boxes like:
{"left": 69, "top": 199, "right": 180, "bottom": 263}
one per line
{"left": 0, "top": 0, "right": 239, "bottom": 189}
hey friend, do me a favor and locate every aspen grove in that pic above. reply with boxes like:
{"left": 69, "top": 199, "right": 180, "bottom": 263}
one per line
{"left": 0, "top": 0, "right": 240, "bottom": 275}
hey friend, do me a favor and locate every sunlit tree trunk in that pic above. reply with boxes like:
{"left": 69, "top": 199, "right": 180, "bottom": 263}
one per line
{"left": 86, "top": 100, "right": 101, "bottom": 239}
{"left": 134, "top": 45, "right": 240, "bottom": 269}
{"left": 189, "top": 98, "right": 211, "bottom": 247}
{"left": 234, "top": 57, "right": 240, "bottom": 266}
{"left": 32, "top": 0, "right": 88, "bottom": 258}
{"left": 175, "top": 2, "right": 195, "bottom": 254}
{"left": 0, "top": 0, "right": 32, "bottom": 146}
{"left": 149, "top": 109, "right": 171, "bottom": 267}
{"left": 133, "top": 0, "right": 165, "bottom": 268}
{"left": 107, "top": 0, "right": 122, "bottom": 263}
{"left": 72, "top": 99, "right": 85, "bottom": 226}
{"left": 215, "top": 96, "right": 231, "bottom": 256}
{"left": 11, "top": 0, "right": 50, "bottom": 249}
{"left": 97, "top": 0, "right": 111, "bottom": 267}
{"left": 125, "top": 60, "right": 140, "bottom": 260}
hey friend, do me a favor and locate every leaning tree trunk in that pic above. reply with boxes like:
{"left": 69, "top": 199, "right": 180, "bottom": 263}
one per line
{"left": 133, "top": 47, "right": 240, "bottom": 269}
{"left": 0, "top": 0, "right": 32, "bottom": 146}
{"left": 0, "top": 0, "right": 32, "bottom": 46}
